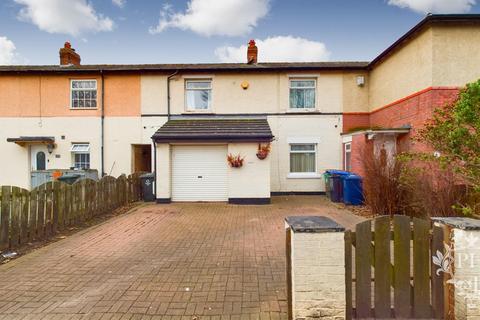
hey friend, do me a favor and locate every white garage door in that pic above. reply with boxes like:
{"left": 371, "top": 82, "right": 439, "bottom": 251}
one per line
{"left": 172, "top": 145, "right": 228, "bottom": 202}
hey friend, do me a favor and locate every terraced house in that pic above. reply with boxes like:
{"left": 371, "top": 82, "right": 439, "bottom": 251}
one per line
{"left": 1, "top": 14, "right": 480, "bottom": 204}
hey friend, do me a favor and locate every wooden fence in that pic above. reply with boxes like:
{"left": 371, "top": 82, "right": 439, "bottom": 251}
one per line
{"left": 0, "top": 174, "right": 142, "bottom": 251}
{"left": 345, "top": 215, "right": 448, "bottom": 319}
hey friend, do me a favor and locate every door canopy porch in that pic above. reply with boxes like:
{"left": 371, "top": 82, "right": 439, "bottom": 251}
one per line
{"left": 6, "top": 136, "right": 55, "bottom": 147}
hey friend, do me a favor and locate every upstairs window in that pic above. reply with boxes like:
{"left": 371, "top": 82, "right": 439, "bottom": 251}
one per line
{"left": 71, "top": 80, "right": 97, "bottom": 109}
{"left": 289, "top": 79, "right": 316, "bottom": 109}
{"left": 71, "top": 143, "right": 90, "bottom": 169}
{"left": 186, "top": 80, "right": 211, "bottom": 111}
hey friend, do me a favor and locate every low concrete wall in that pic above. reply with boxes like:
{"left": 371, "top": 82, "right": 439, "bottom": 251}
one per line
{"left": 433, "top": 218, "right": 480, "bottom": 320}
{"left": 286, "top": 216, "right": 346, "bottom": 320}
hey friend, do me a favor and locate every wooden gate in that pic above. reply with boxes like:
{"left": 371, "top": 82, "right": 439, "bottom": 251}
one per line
{"left": 345, "top": 215, "right": 450, "bottom": 319}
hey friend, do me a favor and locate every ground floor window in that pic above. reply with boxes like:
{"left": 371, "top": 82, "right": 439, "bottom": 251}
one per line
{"left": 289, "top": 143, "right": 316, "bottom": 173}
{"left": 71, "top": 143, "right": 90, "bottom": 169}
{"left": 344, "top": 142, "right": 351, "bottom": 171}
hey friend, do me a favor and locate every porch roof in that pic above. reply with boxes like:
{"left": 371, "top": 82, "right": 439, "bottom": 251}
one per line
{"left": 341, "top": 127, "right": 411, "bottom": 137}
{"left": 6, "top": 136, "right": 55, "bottom": 146}
{"left": 152, "top": 119, "right": 274, "bottom": 143}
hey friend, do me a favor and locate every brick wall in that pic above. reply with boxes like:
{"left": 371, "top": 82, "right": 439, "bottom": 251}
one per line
{"left": 350, "top": 134, "right": 370, "bottom": 176}
{"left": 343, "top": 113, "right": 370, "bottom": 133}
{"left": 369, "top": 87, "right": 459, "bottom": 153}
{"left": 345, "top": 87, "right": 460, "bottom": 177}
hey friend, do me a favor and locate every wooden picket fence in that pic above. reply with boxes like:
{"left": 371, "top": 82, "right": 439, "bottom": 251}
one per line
{"left": 345, "top": 215, "right": 449, "bottom": 319}
{"left": 0, "top": 174, "right": 142, "bottom": 251}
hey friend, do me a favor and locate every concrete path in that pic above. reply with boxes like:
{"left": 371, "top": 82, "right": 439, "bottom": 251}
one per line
{"left": 0, "top": 196, "right": 363, "bottom": 320}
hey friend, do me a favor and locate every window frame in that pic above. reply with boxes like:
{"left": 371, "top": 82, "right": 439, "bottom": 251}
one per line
{"left": 288, "top": 143, "right": 319, "bottom": 178}
{"left": 71, "top": 143, "right": 91, "bottom": 169}
{"left": 288, "top": 78, "right": 317, "bottom": 111}
{"left": 344, "top": 142, "right": 352, "bottom": 171}
{"left": 70, "top": 79, "right": 98, "bottom": 110}
{"left": 184, "top": 79, "right": 213, "bottom": 112}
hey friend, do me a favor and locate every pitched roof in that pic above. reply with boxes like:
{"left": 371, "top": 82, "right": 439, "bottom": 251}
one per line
{"left": 369, "top": 14, "right": 480, "bottom": 67}
{"left": 152, "top": 119, "right": 274, "bottom": 143}
{"left": 0, "top": 62, "right": 368, "bottom": 73}
{"left": 1, "top": 14, "right": 479, "bottom": 74}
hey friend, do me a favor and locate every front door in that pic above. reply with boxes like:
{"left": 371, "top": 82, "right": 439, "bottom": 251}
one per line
{"left": 30, "top": 145, "right": 48, "bottom": 171}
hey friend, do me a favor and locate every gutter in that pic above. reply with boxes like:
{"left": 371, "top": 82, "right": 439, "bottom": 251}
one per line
{"left": 100, "top": 70, "right": 105, "bottom": 177}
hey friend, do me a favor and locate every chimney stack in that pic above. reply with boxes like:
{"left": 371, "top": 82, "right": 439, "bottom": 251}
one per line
{"left": 59, "top": 42, "right": 81, "bottom": 66}
{"left": 247, "top": 40, "right": 258, "bottom": 64}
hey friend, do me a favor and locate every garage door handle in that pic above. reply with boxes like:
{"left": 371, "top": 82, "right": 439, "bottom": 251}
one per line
{"left": 197, "top": 176, "right": 203, "bottom": 179}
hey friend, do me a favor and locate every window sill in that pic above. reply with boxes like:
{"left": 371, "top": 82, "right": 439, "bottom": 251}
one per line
{"left": 69, "top": 107, "right": 98, "bottom": 110}
{"left": 287, "top": 173, "right": 322, "bottom": 179}
{"left": 183, "top": 110, "right": 214, "bottom": 114}
{"left": 287, "top": 108, "right": 317, "bottom": 113}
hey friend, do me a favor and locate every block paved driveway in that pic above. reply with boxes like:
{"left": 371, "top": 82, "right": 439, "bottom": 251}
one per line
{"left": 0, "top": 196, "right": 363, "bottom": 320}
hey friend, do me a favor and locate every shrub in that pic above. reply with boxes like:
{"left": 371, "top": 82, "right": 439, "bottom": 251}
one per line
{"left": 399, "top": 161, "right": 467, "bottom": 218}
{"left": 361, "top": 143, "right": 406, "bottom": 217}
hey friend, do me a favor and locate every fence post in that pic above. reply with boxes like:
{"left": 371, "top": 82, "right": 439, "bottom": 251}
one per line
{"left": 432, "top": 218, "right": 480, "bottom": 320}
{"left": 285, "top": 216, "right": 347, "bottom": 320}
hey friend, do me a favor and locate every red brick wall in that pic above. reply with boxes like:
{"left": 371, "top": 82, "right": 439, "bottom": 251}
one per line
{"left": 346, "top": 87, "right": 460, "bottom": 176}
{"left": 343, "top": 113, "right": 370, "bottom": 133}
{"left": 370, "top": 87, "right": 459, "bottom": 152}
{"left": 350, "top": 134, "right": 370, "bottom": 176}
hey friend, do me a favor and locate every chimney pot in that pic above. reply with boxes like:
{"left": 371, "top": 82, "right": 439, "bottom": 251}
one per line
{"left": 247, "top": 39, "right": 258, "bottom": 64}
{"left": 59, "top": 41, "right": 81, "bottom": 66}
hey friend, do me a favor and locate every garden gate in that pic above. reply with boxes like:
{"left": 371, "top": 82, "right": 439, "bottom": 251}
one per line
{"left": 345, "top": 215, "right": 450, "bottom": 319}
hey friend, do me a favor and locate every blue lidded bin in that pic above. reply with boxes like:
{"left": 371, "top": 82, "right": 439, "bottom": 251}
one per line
{"left": 343, "top": 174, "right": 364, "bottom": 205}
{"left": 324, "top": 170, "right": 350, "bottom": 203}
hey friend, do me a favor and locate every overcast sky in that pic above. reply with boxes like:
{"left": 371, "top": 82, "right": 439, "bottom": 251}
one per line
{"left": 1, "top": 0, "right": 479, "bottom": 65}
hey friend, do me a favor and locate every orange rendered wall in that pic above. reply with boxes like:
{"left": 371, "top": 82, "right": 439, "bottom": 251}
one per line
{"left": 0, "top": 74, "right": 140, "bottom": 117}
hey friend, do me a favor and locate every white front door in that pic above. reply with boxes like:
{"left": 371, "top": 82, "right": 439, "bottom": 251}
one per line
{"left": 30, "top": 145, "right": 48, "bottom": 171}
{"left": 172, "top": 145, "right": 228, "bottom": 202}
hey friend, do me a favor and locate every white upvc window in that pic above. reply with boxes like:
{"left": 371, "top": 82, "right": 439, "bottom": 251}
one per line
{"left": 71, "top": 80, "right": 97, "bottom": 109}
{"left": 289, "top": 143, "right": 317, "bottom": 177}
{"left": 71, "top": 143, "right": 90, "bottom": 169}
{"left": 344, "top": 142, "right": 352, "bottom": 171}
{"left": 289, "top": 79, "right": 316, "bottom": 110}
{"left": 185, "top": 79, "right": 212, "bottom": 111}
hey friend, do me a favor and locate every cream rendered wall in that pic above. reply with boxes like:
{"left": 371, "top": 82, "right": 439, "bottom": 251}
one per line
{"left": 227, "top": 143, "right": 270, "bottom": 199}
{"left": 0, "top": 116, "right": 160, "bottom": 189}
{"left": 141, "top": 75, "right": 168, "bottom": 115}
{"left": 155, "top": 143, "right": 171, "bottom": 199}
{"left": 0, "top": 117, "right": 101, "bottom": 189}
{"left": 103, "top": 117, "right": 142, "bottom": 177}
{"left": 268, "top": 115, "right": 343, "bottom": 192}
{"left": 369, "top": 28, "right": 433, "bottom": 111}
{"left": 432, "top": 25, "right": 480, "bottom": 87}
{"left": 316, "top": 74, "right": 343, "bottom": 113}
{"left": 142, "top": 72, "right": 347, "bottom": 114}
{"left": 343, "top": 72, "right": 369, "bottom": 113}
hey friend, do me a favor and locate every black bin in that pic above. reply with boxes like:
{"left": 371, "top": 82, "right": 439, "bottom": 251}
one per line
{"left": 140, "top": 173, "right": 155, "bottom": 202}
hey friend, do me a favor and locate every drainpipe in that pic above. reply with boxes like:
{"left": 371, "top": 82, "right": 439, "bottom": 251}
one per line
{"left": 100, "top": 70, "right": 105, "bottom": 177}
{"left": 153, "top": 140, "right": 157, "bottom": 199}
{"left": 167, "top": 70, "right": 179, "bottom": 120}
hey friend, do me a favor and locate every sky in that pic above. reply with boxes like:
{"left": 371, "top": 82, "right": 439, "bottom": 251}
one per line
{"left": 1, "top": 0, "right": 480, "bottom": 65}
